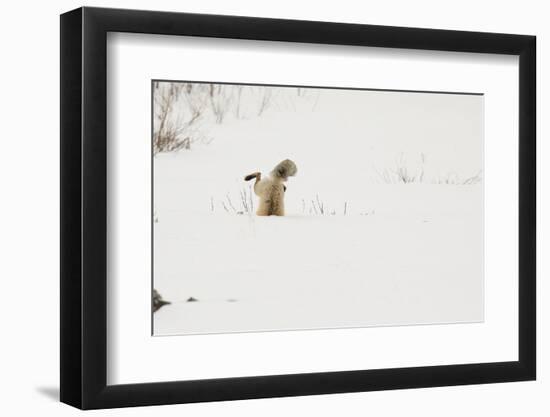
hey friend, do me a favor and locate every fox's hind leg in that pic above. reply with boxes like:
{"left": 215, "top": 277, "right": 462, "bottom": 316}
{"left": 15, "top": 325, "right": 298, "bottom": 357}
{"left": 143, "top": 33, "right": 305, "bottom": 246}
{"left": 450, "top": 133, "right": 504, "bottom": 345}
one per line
{"left": 256, "top": 198, "right": 271, "bottom": 216}
{"left": 244, "top": 172, "right": 261, "bottom": 182}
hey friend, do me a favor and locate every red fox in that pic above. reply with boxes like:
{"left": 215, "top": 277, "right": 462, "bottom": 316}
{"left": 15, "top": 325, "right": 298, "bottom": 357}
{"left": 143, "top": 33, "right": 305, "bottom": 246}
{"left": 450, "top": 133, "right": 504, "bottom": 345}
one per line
{"left": 244, "top": 159, "right": 297, "bottom": 216}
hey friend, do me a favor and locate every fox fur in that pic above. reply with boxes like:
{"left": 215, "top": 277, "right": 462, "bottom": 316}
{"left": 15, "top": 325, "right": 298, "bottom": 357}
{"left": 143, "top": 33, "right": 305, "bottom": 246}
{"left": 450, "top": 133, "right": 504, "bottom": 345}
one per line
{"left": 244, "top": 159, "right": 297, "bottom": 216}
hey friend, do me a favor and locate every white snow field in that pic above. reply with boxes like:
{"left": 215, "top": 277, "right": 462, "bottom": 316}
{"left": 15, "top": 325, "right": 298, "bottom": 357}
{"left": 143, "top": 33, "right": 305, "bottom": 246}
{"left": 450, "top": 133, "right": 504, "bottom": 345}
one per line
{"left": 153, "top": 85, "right": 484, "bottom": 335}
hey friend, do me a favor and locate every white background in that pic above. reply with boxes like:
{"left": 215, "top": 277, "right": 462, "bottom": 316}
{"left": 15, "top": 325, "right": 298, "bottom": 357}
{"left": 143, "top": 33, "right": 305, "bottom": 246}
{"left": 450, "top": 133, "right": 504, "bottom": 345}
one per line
{"left": 0, "top": 0, "right": 545, "bottom": 416}
{"left": 108, "top": 34, "right": 515, "bottom": 384}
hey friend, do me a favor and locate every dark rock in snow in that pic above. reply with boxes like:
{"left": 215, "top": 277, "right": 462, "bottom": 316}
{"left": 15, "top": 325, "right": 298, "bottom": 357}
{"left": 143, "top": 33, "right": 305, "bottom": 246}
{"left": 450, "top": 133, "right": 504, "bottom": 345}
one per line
{"left": 186, "top": 297, "right": 199, "bottom": 302}
{"left": 152, "top": 289, "right": 170, "bottom": 312}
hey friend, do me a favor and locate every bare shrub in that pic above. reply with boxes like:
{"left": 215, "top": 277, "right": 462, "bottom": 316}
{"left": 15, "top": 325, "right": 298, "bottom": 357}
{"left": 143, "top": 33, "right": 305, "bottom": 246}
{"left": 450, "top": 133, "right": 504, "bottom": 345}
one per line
{"left": 208, "top": 84, "right": 234, "bottom": 123}
{"left": 153, "top": 82, "right": 207, "bottom": 154}
{"left": 153, "top": 82, "right": 320, "bottom": 153}
{"left": 375, "top": 153, "right": 482, "bottom": 185}
{"left": 302, "top": 196, "right": 354, "bottom": 216}
{"left": 212, "top": 189, "right": 363, "bottom": 217}
{"left": 233, "top": 86, "right": 244, "bottom": 119}
{"left": 257, "top": 88, "right": 274, "bottom": 116}
{"left": 212, "top": 186, "right": 255, "bottom": 214}
{"left": 375, "top": 153, "right": 425, "bottom": 184}
{"left": 239, "top": 186, "right": 255, "bottom": 214}
{"left": 435, "top": 170, "right": 482, "bottom": 185}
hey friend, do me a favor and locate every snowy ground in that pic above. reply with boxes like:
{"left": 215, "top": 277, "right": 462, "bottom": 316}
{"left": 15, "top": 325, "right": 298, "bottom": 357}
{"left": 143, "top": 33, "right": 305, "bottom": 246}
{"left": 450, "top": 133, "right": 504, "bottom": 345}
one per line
{"left": 153, "top": 86, "right": 483, "bottom": 335}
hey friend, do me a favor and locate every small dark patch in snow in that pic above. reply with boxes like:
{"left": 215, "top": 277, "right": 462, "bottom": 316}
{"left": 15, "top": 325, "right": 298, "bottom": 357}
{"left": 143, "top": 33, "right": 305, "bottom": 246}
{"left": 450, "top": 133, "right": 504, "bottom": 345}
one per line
{"left": 152, "top": 289, "right": 170, "bottom": 312}
{"left": 186, "top": 297, "right": 199, "bottom": 302}
{"left": 226, "top": 298, "right": 238, "bottom": 303}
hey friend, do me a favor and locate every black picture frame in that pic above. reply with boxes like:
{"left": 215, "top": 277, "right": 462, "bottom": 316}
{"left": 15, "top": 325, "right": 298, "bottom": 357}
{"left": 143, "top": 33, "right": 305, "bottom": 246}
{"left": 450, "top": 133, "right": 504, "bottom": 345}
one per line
{"left": 60, "top": 6, "right": 536, "bottom": 410}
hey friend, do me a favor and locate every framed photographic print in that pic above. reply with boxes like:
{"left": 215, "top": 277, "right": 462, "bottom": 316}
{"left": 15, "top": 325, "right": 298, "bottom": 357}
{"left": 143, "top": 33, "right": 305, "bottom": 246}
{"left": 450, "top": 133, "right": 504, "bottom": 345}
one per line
{"left": 60, "top": 7, "right": 536, "bottom": 409}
